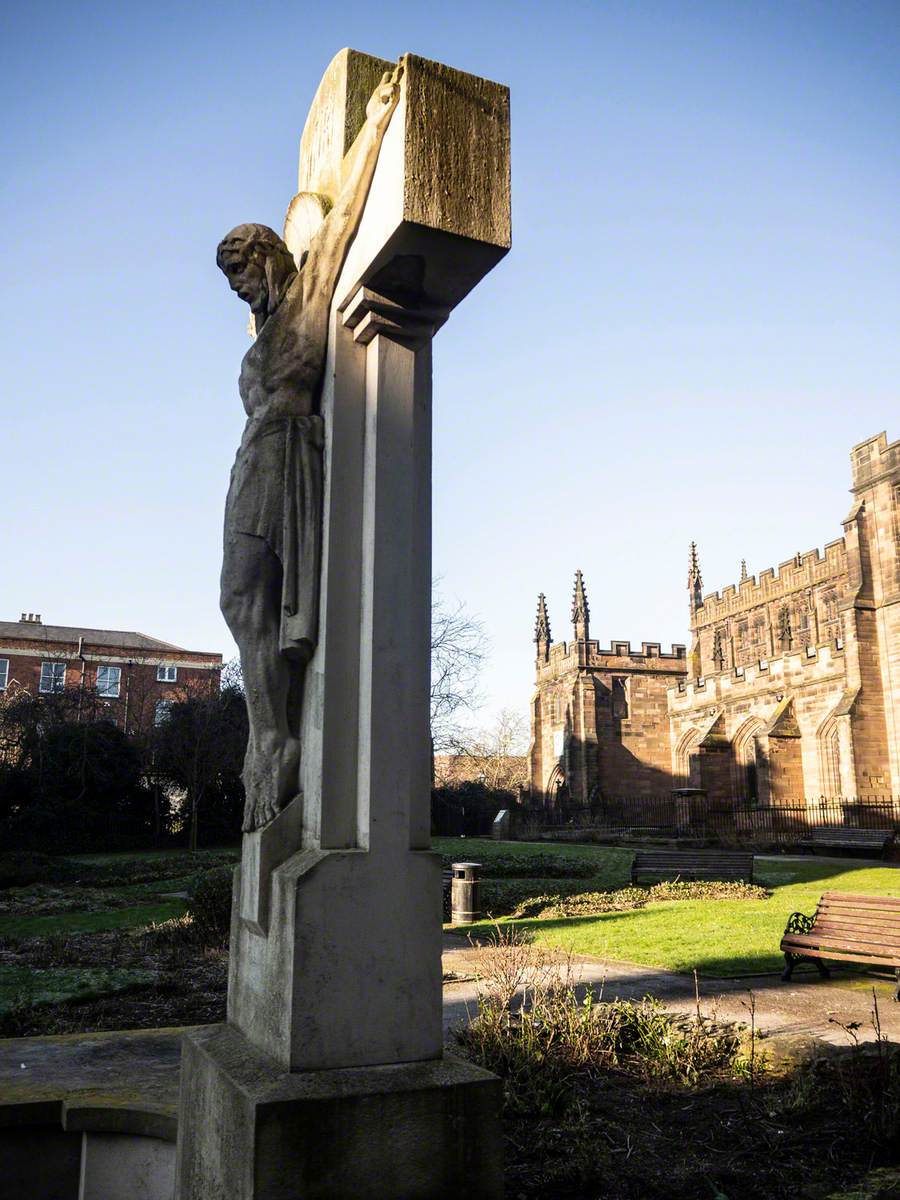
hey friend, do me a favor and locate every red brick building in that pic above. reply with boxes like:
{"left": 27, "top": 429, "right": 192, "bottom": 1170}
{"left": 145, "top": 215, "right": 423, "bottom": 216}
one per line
{"left": 0, "top": 613, "right": 223, "bottom": 734}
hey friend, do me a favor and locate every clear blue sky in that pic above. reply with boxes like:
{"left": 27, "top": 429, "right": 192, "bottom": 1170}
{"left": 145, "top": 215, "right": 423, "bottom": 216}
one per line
{"left": 1, "top": 1, "right": 897, "bottom": 730}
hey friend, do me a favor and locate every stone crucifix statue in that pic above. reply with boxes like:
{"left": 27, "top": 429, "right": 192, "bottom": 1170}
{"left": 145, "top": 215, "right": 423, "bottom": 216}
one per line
{"left": 216, "top": 63, "right": 403, "bottom": 832}
{"left": 177, "top": 50, "right": 509, "bottom": 1200}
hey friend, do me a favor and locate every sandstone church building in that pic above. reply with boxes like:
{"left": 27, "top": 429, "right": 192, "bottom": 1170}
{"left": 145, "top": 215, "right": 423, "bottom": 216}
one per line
{"left": 528, "top": 432, "right": 900, "bottom": 807}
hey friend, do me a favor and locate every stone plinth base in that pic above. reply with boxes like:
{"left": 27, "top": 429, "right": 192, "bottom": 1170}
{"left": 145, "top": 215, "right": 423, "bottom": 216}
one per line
{"left": 174, "top": 1024, "right": 503, "bottom": 1200}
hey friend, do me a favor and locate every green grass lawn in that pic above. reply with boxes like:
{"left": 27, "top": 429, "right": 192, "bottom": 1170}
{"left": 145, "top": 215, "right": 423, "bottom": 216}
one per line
{"left": 0, "top": 966, "right": 156, "bottom": 1015}
{"left": 452, "top": 842, "right": 900, "bottom": 978}
{"left": 111, "top": 875, "right": 198, "bottom": 897}
{"left": 0, "top": 848, "right": 232, "bottom": 939}
{"left": 0, "top": 849, "right": 230, "bottom": 1023}
{"left": 0, "top": 899, "right": 188, "bottom": 939}
{"left": 67, "top": 847, "right": 238, "bottom": 865}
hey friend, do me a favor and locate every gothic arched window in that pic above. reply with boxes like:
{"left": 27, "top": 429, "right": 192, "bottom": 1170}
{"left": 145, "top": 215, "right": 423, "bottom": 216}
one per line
{"left": 795, "top": 603, "right": 811, "bottom": 646}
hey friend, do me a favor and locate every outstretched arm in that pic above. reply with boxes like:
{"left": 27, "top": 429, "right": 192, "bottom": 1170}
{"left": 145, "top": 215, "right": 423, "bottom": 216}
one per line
{"left": 303, "top": 62, "right": 403, "bottom": 303}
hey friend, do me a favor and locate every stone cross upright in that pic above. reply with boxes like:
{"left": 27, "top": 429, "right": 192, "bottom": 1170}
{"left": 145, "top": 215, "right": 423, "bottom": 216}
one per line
{"left": 175, "top": 49, "right": 510, "bottom": 1200}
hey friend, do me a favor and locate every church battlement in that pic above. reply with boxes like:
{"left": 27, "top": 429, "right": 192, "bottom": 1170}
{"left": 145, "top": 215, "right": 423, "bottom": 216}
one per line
{"left": 539, "top": 637, "right": 686, "bottom": 675}
{"left": 598, "top": 639, "right": 687, "bottom": 661}
{"left": 534, "top": 573, "right": 687, "bottom": 678}
{"left": 851, "top": 430, "right": 900, "bottom": 492}
{"left": 696, "top": 538, "right": 847, "bottom": 624}
{"left": 667, "top": 634, "right": 845, "bottom": 707}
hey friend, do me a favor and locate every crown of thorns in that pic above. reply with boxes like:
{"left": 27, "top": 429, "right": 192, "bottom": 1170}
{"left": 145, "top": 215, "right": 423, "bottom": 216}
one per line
{"left": 216, "top": 224, "right": 292, "bottom": 271}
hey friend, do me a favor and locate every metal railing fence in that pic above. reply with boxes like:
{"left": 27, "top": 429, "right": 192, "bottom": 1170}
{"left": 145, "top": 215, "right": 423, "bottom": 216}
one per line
{"left": 513, "top": 794, "right": 900, "bottom": 844}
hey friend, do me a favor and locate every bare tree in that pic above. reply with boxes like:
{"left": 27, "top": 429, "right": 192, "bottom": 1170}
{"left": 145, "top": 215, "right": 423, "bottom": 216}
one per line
{"left": 440, "top": 708, "right": 529, "bottom": 792}
{"left": 430, "top": 584, "right": 487, "bottom": 752}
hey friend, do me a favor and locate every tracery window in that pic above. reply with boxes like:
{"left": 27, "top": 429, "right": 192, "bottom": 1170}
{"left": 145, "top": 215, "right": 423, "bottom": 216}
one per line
{"left": 795, "top": 604, "right": 811, "bottom": 647}
{"left": 777, "top": 605, "right": 792, "bottom": 652}
{"left": 821, "top": 589, "right": 840, "bottom": 643}
{"left": 734, "top": 619, "right": 752, "bottom": 666}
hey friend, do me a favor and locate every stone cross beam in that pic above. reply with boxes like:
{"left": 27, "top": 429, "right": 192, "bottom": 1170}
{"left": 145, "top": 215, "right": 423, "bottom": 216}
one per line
{"left": 176, "top": 48, "right": 509, "bottom": 1200}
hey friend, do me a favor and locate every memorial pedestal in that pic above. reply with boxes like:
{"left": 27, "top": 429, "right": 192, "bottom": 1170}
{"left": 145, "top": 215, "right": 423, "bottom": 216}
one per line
{"left": 174, "top": 1024, "right": 503, "bottom": 1200}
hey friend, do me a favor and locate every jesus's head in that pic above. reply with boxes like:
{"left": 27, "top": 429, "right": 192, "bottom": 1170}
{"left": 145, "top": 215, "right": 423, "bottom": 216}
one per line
{"left": 216, "top": 224, "right": 296, "bottom": 329}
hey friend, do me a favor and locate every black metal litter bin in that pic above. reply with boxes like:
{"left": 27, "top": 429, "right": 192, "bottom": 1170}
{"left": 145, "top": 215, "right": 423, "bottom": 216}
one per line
{"left": 451, "top": 862, "right": 482, "bottom": 924}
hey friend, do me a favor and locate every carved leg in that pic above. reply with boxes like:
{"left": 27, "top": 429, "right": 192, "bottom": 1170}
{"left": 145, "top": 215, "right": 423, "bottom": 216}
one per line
{"left": 894, "top": 968, "right": 900, "bottom": 1002}
{"left": 814, "top": 957, "right": 830, "bottom": 979}
{"left": 221, "top": 532, "right": 301, "bottom": 830}
{"left": 782, "top": 952, "right": 797, "bottom": 982}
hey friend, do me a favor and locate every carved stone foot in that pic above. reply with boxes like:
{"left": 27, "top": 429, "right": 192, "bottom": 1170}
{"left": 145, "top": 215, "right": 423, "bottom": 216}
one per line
{"left": 242, "top": 736, "right": 302, "bottom": 831}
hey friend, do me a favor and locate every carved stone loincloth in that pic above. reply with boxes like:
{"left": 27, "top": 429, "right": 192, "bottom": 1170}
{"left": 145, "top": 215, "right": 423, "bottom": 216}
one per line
{"left": 225, "top": 413, "right": 324, "bottom": 661}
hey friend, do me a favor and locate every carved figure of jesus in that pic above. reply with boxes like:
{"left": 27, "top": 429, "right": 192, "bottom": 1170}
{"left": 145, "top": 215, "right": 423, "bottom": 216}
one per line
{"left": 217, "top": 65, "right": 402, "bottom": 832}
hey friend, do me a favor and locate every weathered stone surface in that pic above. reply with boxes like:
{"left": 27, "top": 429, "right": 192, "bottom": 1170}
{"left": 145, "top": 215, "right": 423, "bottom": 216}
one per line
{"left": 297, "top": 48, "right": 392, "bottom": 201}
{"left": 295, "top": 50, "right": 511, "bottom": 256}
{"left": 175, "top": 1024, "right": 503, "bottom": 1200}
{"left": 0, "top": 1027, "right": 181, "bottom": 1125}
{"left": 238, "top": 796, "right": 302, "bottom": 934}
{"left": 402, "top": 55, "right": 511, "bottom": 249}
{"left": 329, "top": 53, "right": 511, "bottom": 313}
{"left": 229, "top": 846, "right": 442, "bottom": 1071}
{"left": 0, "top": 1028, "right": 183, "bottom": 1200}
{"left": 80, "top": 1132, "right": 175, "bottom": 1200}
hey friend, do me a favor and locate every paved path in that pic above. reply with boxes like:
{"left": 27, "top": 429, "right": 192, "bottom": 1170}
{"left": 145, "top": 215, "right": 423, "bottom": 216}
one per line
{"left": 441, "top": 932, "right": 900, "bottom": 1048}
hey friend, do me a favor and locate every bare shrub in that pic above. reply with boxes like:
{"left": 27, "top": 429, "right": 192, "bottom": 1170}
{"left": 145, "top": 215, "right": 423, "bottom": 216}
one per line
{"left": 457, "top": 926, "right": 760, "bottom": 1115}
{"left": 186, "top": 866, "right": 234, "bottom": 947}
{"left": 483, "top": 878, "right": 768, "bottom": 920}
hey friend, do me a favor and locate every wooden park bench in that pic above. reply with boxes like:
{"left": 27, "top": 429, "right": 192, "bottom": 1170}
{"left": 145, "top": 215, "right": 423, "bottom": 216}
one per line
{"left": 631, "top": 849, "right": 754, "bottom": 885}
{"left": 797, "top": 826, "right": 895, "bottom": 857}
{"left": 780, "top": 891, "right": 900, "bottom": 998}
